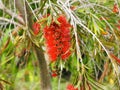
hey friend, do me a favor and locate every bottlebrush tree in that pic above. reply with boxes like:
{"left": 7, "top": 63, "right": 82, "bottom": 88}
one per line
{"left": 0, "top": 0, "right": 120, "bottom": 90}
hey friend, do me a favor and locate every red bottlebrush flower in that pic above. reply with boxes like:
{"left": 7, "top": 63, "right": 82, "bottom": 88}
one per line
{"left": 32, "top": 22, "right": 40, "bottom": 35}
{"left": 61, "top": 50, "right": 71, "bottom": 60}
{"left": 67, "top": 84, "right": 78, "bottom": 90}
{"left": 113, "top": 4, "right": 119, "bottom": 13}
{"left": 110, "top": 53, "right": 120, "bottom": 64}
{"left": 43, "top": 15, "right": 71, "bottom": 61}
{"left": 62, "top": 43, "right": 70, "bottom": 53}
{"left": 48, "top": 46, "right": 58, "bottom": 61}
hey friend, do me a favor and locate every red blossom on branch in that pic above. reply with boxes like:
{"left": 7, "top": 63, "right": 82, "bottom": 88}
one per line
{"left": 43, "top": 15, "right": 71, "bottom": 62}
{"left": 32, "top": 22, "right": 40, "bottom": 35}
{"left": 67, "top": 84, "right": 78, "bottom": 90}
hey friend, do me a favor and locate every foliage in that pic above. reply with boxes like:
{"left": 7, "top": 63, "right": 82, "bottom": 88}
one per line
{"left": 0, "top": 0, "right": 120, "bottom": 90}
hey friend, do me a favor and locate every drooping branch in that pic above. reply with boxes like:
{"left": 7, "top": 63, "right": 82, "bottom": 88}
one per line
{"left": 0, "top": 1, "right": 24, "bottom": 25}
{"left": 15, "top": 0, "right": 52, "bottom": 90}
{"left": 0, "top": 17, "right": 24, "bottom": 28}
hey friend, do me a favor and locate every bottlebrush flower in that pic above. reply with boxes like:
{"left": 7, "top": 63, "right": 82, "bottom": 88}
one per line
{"left": 43, "top": 15, "right": 71, "bottom": 62}
{"left": 67, "top": 84, "right": 78, "bottom": 90}
{"left": 113, "top": 4, "right": 119, "bottom": 13}
{"left": 32, "top": 22, "right": 40, "bottom": 35}
{"left": 57, "top": 15, "right": 71, "bottom": 27}
{"left": 110, "top": 53, "right": 120, "bottom": 64}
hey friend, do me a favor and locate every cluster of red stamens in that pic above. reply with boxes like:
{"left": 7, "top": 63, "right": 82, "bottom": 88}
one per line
{"left": 67, "top": 84, "right": 78, "bottom": 90}
{"left": 43, "top": 15, "right": 71, "bottom": 62}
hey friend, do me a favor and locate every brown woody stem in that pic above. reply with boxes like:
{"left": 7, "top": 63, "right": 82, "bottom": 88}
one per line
{"left": 34, "top": 45, "right": 51, "bottom": 90}
{"left": 15, "top": 0, "right": 52, "bottom": 90}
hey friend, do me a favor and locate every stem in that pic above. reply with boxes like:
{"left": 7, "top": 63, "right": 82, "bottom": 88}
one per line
{"left": 58, "top": 70, "right": 62, "bottom": 90}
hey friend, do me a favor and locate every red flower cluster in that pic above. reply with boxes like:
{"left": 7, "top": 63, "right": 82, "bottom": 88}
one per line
{"left": 67, "top": 84, "right": 78, "bottom": 90}
{"left": 32, "top": 22, "right": 40, "bottom": 35}
{"left": 113, "top": 4, "right": 119, "bottom": 13}
{"left": 44, "top": 15, "right": 71, "bottom": 62}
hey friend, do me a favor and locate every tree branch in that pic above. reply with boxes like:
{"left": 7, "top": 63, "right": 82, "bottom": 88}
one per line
{"left": 34, "top": 45, "right": 51, "bottom": 90}
{"left": 15, "top": 0, "right": 52, "bottom": 90}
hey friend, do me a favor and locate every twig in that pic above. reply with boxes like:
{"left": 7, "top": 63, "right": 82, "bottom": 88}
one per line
{"left": 0, "top": 17, "right": 24, "bottom": 28}
{"left": 99, "top": 61, "right": 109, "bottom": 82}
{"left": 0, "top": 78, "right": 11, "bottom": 85}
